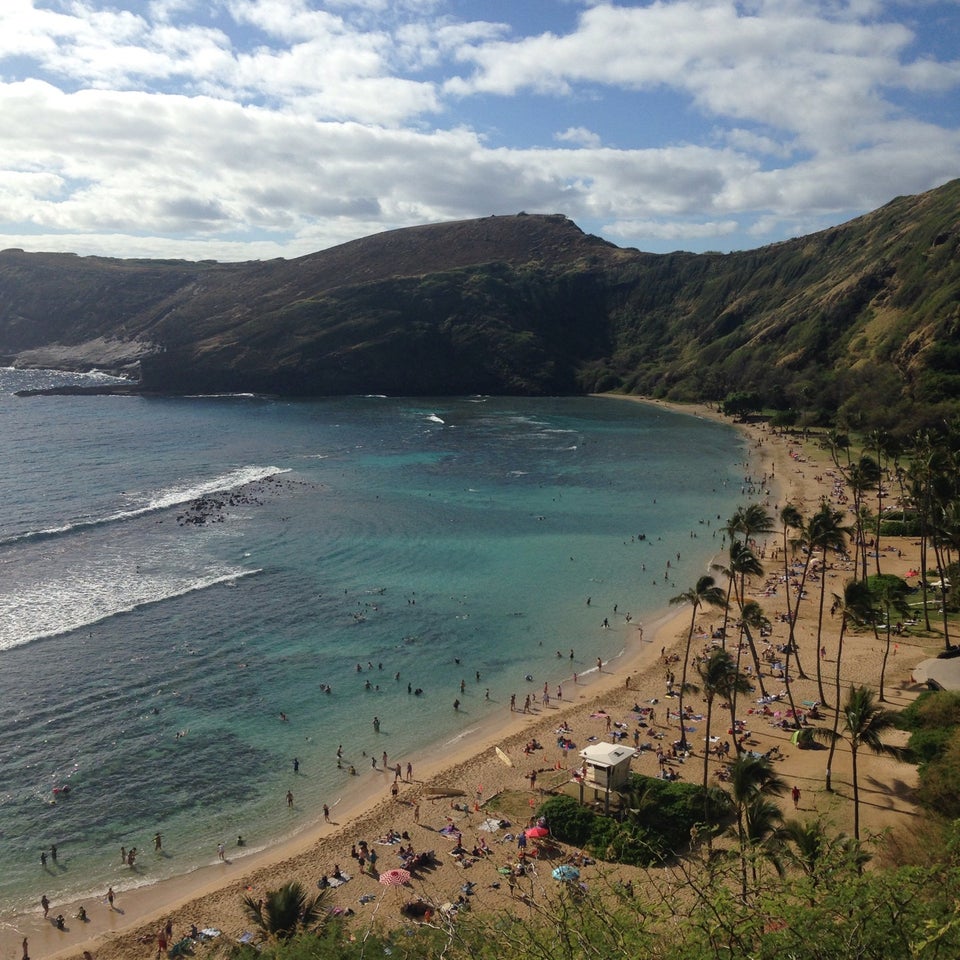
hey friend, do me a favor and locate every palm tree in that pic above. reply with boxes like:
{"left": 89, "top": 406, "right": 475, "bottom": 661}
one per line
{"left": 742, "top": 794, "right": 786, "bottom": 885}
{"left": 867, "top": 574, "right": 912, "bottom": 701}
{"left": 848, "top": 456, "right": 881, "bottom": 580}
{"left": 737, "top": 599, "right": 770, "bottom": 705}
{"left": 696, "top": 648, "right": 751, "bottom": 823}
{"left": 726, "top": 754, "right": 786, "bottom": 901}
{"left": 823, "top": 581, "right": 875, "bottom": 793}
{"left": 807, "top": 503, "right": 854, "bottom": 706}
{"left": 817, "top": 686, "right": 901, "bottom": 845}
{"left": 242, "top": 880, "right": 328, "bottom": 940}
{"left": 779, "top": 818, "right": 868, "bottom": 900}
{"left": 670, "top": 575, "right": 727, "bottom": 749}
{"left": 724, "top": 541, "right": 767, "bottom": 690}
{"left": 779, "top": 504, "right": 807, "bottom": 679}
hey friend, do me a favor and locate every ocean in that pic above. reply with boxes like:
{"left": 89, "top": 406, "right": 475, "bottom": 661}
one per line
{"left": 0, "top": 369, "right": 747, "bottom": 916}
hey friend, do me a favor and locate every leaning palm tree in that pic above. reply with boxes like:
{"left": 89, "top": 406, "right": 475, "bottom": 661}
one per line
{"left": 242, "top": 880, "right": 328, "bottom": 940}
{"left": 670, "top": 575, "right": 727, "bottom": 750}
{"left": 816, "top": 685, "right": 901, "bottom": 845}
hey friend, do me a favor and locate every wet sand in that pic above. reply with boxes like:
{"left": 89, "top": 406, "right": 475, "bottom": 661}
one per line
{"left": 11, "top": 400, "right": 934, "bottom": 960}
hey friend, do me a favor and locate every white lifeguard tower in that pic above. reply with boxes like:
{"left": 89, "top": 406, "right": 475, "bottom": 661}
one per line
{"left": 577, "top": 743, "right": 635, "bottom": 814}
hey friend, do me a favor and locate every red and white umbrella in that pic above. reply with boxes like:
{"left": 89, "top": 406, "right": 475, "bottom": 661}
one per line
{"left": 378, "top": 868, "right": 411, "bottom": 887}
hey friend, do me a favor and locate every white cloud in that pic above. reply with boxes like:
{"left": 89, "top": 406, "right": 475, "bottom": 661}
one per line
{"left": 0, "top": 1, "right": 956, "bottom": 258}
{"left": 604, "top": 218, "right": 740, "bottom": 244}
{"left": 555, "top": 126, "right": 601, "bottom": 148}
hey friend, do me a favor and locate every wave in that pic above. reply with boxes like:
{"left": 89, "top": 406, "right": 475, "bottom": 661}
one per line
{"left": 426, "top": 414, "right": 445, "bottom": 424}
{"left": 0, "top": 567, "right": 261, "bottom": 652}
{"left": 0, "top": 465, "right": 290, "bottom": 547}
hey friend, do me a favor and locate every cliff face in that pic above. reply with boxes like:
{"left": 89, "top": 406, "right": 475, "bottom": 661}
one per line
{"left": 2, "top": 183, "right": 960, "bottom": 430}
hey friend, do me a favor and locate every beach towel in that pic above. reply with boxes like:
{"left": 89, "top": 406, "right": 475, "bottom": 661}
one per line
{"left": 328, "top": 872, "right": 352, "bottom": 887}
{"left": 478, "top": 818, "right": 504, "bottom": 832}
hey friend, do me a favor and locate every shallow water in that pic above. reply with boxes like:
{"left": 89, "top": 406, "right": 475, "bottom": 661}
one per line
{"left": 0, "top": 371, "right": 746, "bottom": 913}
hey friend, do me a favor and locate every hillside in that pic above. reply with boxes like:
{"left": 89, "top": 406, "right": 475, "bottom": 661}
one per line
{"left": 2, "top": 181, "right": 959, "bottom": 431}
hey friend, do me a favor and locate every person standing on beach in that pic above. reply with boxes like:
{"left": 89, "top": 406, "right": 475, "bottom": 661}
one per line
{"left": 22, "top": 937, "right": 28, "bottom": 960}
{"left": 217, "top": 842, "right": 225, "bottom": 861}
{"left": 323, "top": 804, "right": 330, "bottom": 822}
{"left": 107, "top": 887, "right": 115, "bottom": 910}
{"left": 413, "top": 803, "right": 420, "bottom": 823}
{"left": 792, "top": 785, "right": 801, "bottom": 809}
{"left": 40, "top": 895, "right": 50, "bottom": 919}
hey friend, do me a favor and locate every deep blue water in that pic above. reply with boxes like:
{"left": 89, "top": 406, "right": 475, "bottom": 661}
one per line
{"left": 0, "top": 369, "right": 746, "bottom": 913}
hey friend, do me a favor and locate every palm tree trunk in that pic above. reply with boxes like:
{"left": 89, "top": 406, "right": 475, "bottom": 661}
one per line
{"left": 741, "top": 621, "right": 768, "bottom": 700}
{"left": 815, "top": 570, "right": 829, "bottom": 707}
{"left": 879, "top": 618, "right": 892, "bottom": 702}
{"left": 678, "top": 607, "right": 697, "bottom": 750}
{"left": 825, "top": 622, "right": 846, "bottom": 791}
{"left": 702, "top": 695, "right": 713, "bottom": 827}
{"left": 851, "top": 742, "right": 861, "bottom": 843}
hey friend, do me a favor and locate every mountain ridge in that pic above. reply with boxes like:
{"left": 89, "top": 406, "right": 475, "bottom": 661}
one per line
{"left": 2, "top": 181, "right": 959, "bottom": 432}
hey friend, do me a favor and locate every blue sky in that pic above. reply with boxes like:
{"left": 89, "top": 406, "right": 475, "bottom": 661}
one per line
{"left": 0, "top": 0, "right": 957, "bottom": 261}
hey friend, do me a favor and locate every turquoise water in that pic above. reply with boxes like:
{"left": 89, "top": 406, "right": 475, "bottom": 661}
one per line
{"left": 0, "top": 371, "right": 746, "bottom": 915}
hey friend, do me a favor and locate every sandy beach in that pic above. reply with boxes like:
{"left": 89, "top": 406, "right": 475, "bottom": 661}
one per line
{"left": 10, "top": 400, "right": 935, "bottom": 960}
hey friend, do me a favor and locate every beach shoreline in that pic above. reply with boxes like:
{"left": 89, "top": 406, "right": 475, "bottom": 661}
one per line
{"left": 11, "top": 396, "right": 935, "bottom": 960}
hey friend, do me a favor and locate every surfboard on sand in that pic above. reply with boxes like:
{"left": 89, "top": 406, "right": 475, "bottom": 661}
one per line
{"left": 423, "top": 787, "right": 467, "bottom": 798}
{"left": 495, "top": 746, "right": 513, "bottom": 767}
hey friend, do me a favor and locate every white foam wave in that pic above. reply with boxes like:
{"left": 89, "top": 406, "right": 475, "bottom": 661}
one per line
{"left": 0, "top": 465, "right": 289, "bottom": 547}
{"left": 0, "top": 566, "right": 260, "bottom": 652}
{"left": 426, "top": 414, "right": 445, "bottom": 424}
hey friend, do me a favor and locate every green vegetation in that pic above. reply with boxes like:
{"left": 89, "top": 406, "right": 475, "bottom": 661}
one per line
{"left": 232, "top": 823, "right": 960, "bottom": 960}
{"left": 898, "top": 691, "right": 960, "bottom": 818}
{"left": 537, "top": 781, "right": 728, "bottom": 866}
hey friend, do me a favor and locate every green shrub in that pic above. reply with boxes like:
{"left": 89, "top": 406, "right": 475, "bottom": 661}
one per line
{"left": 907, "top": 727, "right": 953, "bottom": 766}
{"left": 916, "top": 729, "right": 960, "bottom": 819}
{"left": 898, "top": 690, "right": 960, "bottom": 731}
{"left": 536, "top": 794, "right": 595, "bottom": 846}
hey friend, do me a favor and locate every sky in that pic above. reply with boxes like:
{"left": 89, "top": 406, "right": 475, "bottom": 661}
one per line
{"left": 0, "top": 0, "right": 958, "bottom": 262}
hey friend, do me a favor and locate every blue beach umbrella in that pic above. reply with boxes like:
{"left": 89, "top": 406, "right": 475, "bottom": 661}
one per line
{"left": 552, "top": 865, "right": 580, "bottom": 881}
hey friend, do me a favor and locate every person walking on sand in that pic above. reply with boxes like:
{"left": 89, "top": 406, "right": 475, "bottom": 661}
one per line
{"left": 792, "top": 784, "right": 801, "bottom": 809}
{"left": 413, "top": 803, "right": 420, "bottom": 823}
{"left": 22, "top": 937, "right": 29, "bottom": 960}
{"left": 107, "top": 887, "right": 115, "bottom": 909}
{"left": 40, "top": 895, "right": 50, "bottom": 919}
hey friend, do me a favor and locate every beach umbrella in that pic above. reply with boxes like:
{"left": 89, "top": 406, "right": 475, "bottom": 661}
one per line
{"left": 525, "top": 826, "right": 549, "bottom": 839}
{"left": 552, "top": 865, "right": 580, "bottom": 881}
{"left": 379, "top": 868, "right": 411, "bottom": 887}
